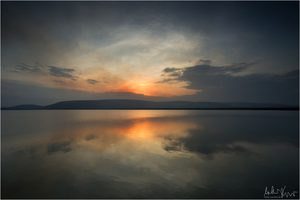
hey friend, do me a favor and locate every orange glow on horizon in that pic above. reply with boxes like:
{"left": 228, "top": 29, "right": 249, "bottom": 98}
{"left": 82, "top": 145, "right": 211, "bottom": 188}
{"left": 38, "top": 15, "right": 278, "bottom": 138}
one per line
{"left": 10, "top": 70, "right": 199, "bottom": 97}
{"left": 114, "top": 80, "right": 199, "bottom": 97}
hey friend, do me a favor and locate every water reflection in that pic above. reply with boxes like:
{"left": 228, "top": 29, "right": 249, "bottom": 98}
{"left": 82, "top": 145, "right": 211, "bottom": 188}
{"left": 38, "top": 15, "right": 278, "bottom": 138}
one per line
{"left": 1, "top": 110, "right": 299, "bottom": 198}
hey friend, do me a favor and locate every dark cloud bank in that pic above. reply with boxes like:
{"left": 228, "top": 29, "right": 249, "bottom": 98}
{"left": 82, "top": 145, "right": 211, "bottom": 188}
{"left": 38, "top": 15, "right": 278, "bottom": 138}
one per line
{"left": 162, "top": 61, "right": 299, "bottom": 106}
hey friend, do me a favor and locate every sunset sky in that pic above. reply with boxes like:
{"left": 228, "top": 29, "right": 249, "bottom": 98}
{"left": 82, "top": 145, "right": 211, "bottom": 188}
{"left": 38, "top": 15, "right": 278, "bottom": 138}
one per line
{"left": 1, "top": 1, "right": 299, "bottom": 106}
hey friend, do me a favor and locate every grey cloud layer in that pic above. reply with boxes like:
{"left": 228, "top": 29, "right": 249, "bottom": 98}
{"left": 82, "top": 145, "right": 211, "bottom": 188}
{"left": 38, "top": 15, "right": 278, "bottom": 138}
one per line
{"left": 1, "top": 2, "right": 298, "bottom": 105}
{"left": 2, "top": 2, "right": 298, "bottom": 74}
{"left": 13, "top": 63, "right": 79, "bottom": 81}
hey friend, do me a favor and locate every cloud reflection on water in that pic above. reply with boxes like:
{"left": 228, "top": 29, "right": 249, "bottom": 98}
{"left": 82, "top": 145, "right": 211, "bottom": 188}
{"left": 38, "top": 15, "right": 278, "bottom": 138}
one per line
{"left": 1, "top": 110, "right": 299, "bottom": 198}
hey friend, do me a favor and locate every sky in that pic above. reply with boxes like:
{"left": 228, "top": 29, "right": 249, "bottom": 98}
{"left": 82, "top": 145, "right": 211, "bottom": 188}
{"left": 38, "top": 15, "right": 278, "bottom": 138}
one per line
{"left": 1, "top": 1, "right": 299, "bottom": 106}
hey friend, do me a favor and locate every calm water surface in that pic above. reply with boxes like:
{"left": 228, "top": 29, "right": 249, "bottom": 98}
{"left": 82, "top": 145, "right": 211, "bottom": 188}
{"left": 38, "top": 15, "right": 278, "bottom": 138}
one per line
{"left": 1, "top": 110, "right": 299, "bottom": 198}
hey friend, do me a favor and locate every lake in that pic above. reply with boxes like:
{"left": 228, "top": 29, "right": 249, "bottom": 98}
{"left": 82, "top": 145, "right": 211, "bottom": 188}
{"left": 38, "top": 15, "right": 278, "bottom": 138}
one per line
{"left": 1, "top": 110, "right": 299, "bottom": 198}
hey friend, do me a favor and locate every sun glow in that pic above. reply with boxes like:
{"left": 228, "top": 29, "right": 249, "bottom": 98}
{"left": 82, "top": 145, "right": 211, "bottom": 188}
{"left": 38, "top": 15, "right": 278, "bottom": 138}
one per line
{"left": 124, "top": 81, "right": 155, "bottom": 96}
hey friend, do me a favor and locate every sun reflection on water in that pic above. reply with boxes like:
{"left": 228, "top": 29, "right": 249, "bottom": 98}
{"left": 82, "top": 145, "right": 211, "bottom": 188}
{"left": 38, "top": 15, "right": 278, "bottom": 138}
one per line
{"left": 41, "top": 111, "right": 201, "bottom": 156}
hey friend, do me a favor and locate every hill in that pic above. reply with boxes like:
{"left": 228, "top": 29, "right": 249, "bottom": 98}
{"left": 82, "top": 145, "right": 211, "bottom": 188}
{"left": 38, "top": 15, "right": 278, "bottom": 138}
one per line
{"left": 2, "top": 99, "right": 298, "bottom": 110}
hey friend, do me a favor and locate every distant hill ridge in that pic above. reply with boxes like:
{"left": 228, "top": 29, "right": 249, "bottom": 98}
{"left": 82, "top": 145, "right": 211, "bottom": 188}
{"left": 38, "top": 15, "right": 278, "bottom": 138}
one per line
{"left": 2, "top": 99, "right": 298, "bottom": 110}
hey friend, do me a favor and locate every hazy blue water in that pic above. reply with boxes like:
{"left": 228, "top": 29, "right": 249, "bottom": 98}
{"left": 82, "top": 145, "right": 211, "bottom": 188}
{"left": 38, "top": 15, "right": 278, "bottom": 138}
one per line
{"left": 1, "top": 110, "right": 299, "bottom": 198}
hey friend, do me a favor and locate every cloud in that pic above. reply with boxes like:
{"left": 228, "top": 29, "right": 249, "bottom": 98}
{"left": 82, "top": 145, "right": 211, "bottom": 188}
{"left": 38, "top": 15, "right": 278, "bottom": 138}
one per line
{"left": 184, "top": 62, "right": 252, "bottom": 76}
{"left": 47, "top": 141, "right": 72, "bottom": 154}
{"left": 161, "top": 61, "right": 299, "bottom": 105}
{"left": 196, "top": 59, "right": 212, "bottom": 65}
{"left": 161, "top": 62, "right": 252, "bottom": 83}
{"left": 48, "top": 66, "right": 77, "bottom": 80}
{"left": 13, "top": 63, "right": 79, "bottom": 81}
{"left": 162, "top": 67, "right": 183, "bottom": 77}
{"left": 162, "top": 67, "right": 179, "bottom": 73}
{"left": 13, "top": 63, "right": 43, "bottom": 73}
{"left": 86, "top": 79, "right": 99, "bottom": 85}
